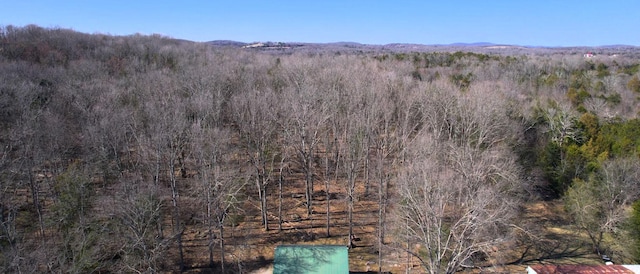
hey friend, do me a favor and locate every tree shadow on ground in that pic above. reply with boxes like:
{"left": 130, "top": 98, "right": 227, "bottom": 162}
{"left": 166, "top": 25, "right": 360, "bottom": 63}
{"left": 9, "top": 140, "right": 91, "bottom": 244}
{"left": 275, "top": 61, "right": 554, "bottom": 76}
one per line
{"left": 505, "top": 223, "right": 595, "bottom": 266}
{"left": 185, "top": 256, "right": 272, "bottom": 274}
{"left": 273, "top": 245, "right": 346, "bottom": 274}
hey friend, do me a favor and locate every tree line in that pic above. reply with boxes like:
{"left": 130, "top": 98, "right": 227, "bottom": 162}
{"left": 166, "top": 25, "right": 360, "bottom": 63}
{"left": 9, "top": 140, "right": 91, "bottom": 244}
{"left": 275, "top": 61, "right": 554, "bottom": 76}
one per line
{"left": 1, "top": 25, "right": 640, "bottom": 273}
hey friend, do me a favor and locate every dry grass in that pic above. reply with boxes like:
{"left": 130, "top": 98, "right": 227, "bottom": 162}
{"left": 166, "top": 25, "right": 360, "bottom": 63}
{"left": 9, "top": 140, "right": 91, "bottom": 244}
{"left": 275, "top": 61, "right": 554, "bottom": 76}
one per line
{"left": 176, "top": 178, "right": 608, "bottom": 273}
{"left": 15, "top": 169, "right": 603, "bottom": 273}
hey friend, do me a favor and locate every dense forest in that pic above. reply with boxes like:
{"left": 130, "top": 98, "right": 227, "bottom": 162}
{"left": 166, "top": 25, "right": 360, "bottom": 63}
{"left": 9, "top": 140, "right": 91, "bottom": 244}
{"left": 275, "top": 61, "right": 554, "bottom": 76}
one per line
{"left": 1, "top": 25, "right": 640, "bottom": 273}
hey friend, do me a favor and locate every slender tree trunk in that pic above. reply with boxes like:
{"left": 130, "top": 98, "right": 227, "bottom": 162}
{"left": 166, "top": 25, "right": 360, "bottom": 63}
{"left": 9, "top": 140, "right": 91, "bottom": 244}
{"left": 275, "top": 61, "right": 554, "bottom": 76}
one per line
{"left": 364, "top": 134, "right": 371, "bottom": 197}
{"left": 323, "top": 133, "right": 332, "bottom": 238}
{"left": 261, "top": 184, "right": 268, "bottom": 231}
{"left": 278, "top": 167, "right": 283, "bottom": 232}
{"left": 169, "top": 156, "right": 184, "bottom": 272}
{"left": 381, "top": 184, "right": 388, "bottom": 242}
{"left": 347, "top": 165, "right": 355, "bottom": 249}
{"left": 153, "top": 144, "right": 164, "bottom": 239}
{"left": 28, "top": 171, "right": 45, "bottom": 242}
{"left": 348, "top": 188, "right": 354, "bottom": 249}
{"left": 305, "top": 155, "right": 313, "bottom": 217}
{"left": 256, "top": 153, "right": 271, "bottom": 231}
{"left": 256, "top": 172, "right": 269, "bottom": 231}
{"left": 406, "top": 216, "right": 410, "bottom": 274}
{"left": 219, "top": 223, "right": 225, "bottom": 273}
{"left": 376, "top": 139, "right": 390, "bottom": 272}
{"left": 331, "top": 138, "right": 340, "bottom": 238}
{"left": 325, "top": 163, "right": 330, "bottom": 238}
{"left": 378, "top": 156, "right": 384, "bottom": 273}
{"left": 208, "top": 202, "right": 214, "bottom": 268}
{"left": 205, "top": 167, "right": 214, "bottom": 268}
{"left": 154, "top": 144, "right": 161, "bottom": 186}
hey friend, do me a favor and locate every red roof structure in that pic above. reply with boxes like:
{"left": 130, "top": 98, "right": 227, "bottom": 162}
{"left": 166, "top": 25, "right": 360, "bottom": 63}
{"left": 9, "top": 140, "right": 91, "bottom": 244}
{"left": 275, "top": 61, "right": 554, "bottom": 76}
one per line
{"left": 527, "top": 265, "right": 634, "bottom": 274}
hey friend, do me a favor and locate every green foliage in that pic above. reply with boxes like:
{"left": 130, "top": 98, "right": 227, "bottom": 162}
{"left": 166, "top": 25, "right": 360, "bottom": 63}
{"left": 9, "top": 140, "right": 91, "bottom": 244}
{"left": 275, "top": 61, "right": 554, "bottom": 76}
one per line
{"left": 385, "top": 51, "right": 497, "bottom": 68}
{"left": 537, "top": 140, "right": 589, "bottom": 195}
{"left": 393, "top": 53, "right": 407, "bottom": 61}
{"left": 621, "top": 64, "right": 640, "bottom": 75}
{"left": 564, "top": 175, "right": 611, "bottom": 254}
{"left": 567, "top": 87, "right": 591, "bottom": 106}
{"left": 449, "top": 72, "right": 473, "bottom": 91}
{"left": 411, "top": 69, "right": 422, "bottom": 81}
{"left": 592, "top": 119, "right": 640, "bottom": 157}
{"left": 564, "top": 158, "right": 640, "bottom": 261}
{"left": 594, "top": 80, "right": 606, "bottom": 93}
{"left": 604, "top": 92, "right": 622, "bottom": 105}
{"left": 539, "top": 71, "right": 560, "bottom": 87}
{"left": 570, "top": 70, "right": 591, "bottom": 91}
{"left": 49, "top": 163, "right": 107, "bottom": 272}
{"left": 51, "top": 163, "right": 93, "bottom": 234}
{"left": 538, "top": 142, "right": 565, "bottom": 194}
{"left": 564, "top": 178, "right": 600, "bottom": 227}
{"left": 628, "top": 76, "right": 640, "bottom": 93}
{"left": 58, "top": 221, "right": 112, "bottom": 273}
{"left": 373, "top": 54, "right": 388, "bottom": 62}
{"left": 578, "top": 113, "right": 599, "bottom": 142}
{"left": 596, "top": 63, "right": 610, "bottom": 78}
{"left": 630, "top": 200, "right": 640, "bottom": 260}
{"left": 114, "top": 192, "right": 166, "bottom": 272}
{"left": 536, "top": 106, "right": 640, "bottom": 196}
{"left": 5, "top": 24, "right": 640, "bottom": 271}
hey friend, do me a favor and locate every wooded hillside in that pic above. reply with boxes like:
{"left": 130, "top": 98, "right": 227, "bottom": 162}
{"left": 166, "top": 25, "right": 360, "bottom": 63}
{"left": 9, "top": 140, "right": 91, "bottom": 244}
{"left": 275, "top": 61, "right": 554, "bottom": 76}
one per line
{"left": 1, "top": 25, "right": 640, "bottom": 273}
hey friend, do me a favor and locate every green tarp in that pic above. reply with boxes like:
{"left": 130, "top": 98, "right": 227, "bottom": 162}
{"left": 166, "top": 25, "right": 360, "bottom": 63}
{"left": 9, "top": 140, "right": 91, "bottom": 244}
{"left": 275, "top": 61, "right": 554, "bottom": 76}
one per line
{"left": 273, "top": 245, "right": 349, "bottom": 274}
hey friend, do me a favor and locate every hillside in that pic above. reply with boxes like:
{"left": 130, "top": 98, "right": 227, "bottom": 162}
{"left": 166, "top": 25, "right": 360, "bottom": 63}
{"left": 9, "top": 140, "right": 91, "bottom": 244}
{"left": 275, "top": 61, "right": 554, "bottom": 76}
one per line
{"left": 1, "top": 25, "right": 640, "bottom": 273}
{"left": 206, "top": 39, "right": 640, "bottom": 56}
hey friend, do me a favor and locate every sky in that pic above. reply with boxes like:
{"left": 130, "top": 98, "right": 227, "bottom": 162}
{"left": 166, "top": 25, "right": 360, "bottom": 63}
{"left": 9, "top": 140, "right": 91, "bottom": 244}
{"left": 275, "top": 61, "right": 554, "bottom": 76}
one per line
{"left": 1, "top": 0, "right": 639, "bottom": 47}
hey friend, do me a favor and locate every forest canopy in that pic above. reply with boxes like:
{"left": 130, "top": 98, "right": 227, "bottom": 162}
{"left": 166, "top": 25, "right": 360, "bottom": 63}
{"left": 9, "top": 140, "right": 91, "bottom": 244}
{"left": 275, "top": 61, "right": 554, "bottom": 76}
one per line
{"left": 1, "top": 25, "right": 640, "bottom": 273}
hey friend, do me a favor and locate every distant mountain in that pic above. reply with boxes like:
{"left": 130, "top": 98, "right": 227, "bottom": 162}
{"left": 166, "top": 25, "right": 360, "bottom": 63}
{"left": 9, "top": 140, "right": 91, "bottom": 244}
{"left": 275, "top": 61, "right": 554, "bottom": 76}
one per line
{"left": 206, "top": 40, "right": 248, "bottom": 47}
{"left": 325, "top": 42, "right": 365, "bottom": 47}
{"left": 204, "top": 40, "right": 639, "bottom": 55}
{"left": 598, "top": 44, "right": 638, "bottom": 49}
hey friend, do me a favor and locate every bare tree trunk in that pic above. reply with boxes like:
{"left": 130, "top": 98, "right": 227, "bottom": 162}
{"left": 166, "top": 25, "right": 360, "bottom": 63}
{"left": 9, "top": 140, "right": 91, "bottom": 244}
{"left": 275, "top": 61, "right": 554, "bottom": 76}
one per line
{"left": 169, "top": 156, "right": 184, "bottom": 272}
{"left": 324, "top": 154, "right": 330, "bottom": 237}
{"left": 347, "top": 164, "right": 355, "bottom": 249}
{"left": 261, "top": 183, "right": 268, "bottom": 231}
{"left": 406, "top": 217, "right": 410, "bottom": 274}
{"left": 204, "top": 160, "right": 214, "bottom": 268}
{"left": 333, "top": 138, "right": 341, "bottom": 238}
{"left": 207, "top": 198, "right": 214, "bottom": 268}
{"left": 27, "top": 170, "right": 45, "bottom": 242}
{"left": 256, "top": 173, "right": 269, "bottom": 231}
{"left": 378, "top": 158, "right": 384, "bottom": 273}
{"left": 278, "top": 165, "right": 284, "bottom": 232}
{"left": 323, "top": 133, "right": 338, "bottom": 238}
{"left": 364, "top": 134, "right": 371, "bottom": 197}
{"left": 219, "top": 224, "right": 225, "bottom": 273}
{"left": 305, "top": 153, "right": 313, "bottom": 217}
{"left": 154, "top": 144, "right": 161, "bottom": 186}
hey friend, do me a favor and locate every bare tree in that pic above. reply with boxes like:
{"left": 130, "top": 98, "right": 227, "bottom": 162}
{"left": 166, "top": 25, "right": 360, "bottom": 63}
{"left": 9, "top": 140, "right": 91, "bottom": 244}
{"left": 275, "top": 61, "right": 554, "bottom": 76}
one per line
{"left": 565, "top": 157, "right": 640, "bottom": 257}
{"left": 369, "top": 76, "right": 401, "bottom": 272}
{"left": 337, "top": 85, "right": 370, "bottom": 249}
{"left": 394, "top": 84, "right": 523, "bottom": 273}
{"left": 114, "top": 185, "right": 168, "bottom": 273}
{"left": 192, "top": 117, "right": 244, "bottom": 272}
{"left": 396, "top": 136, "right": 520, "bottom": 273}
{"left": 280, "top": 64, "right": 329, "bottom": 218}
{"left": 135, "top": 70, "right": 191, "bottom": 271}
{"left": 231, "top": 88, "right": 279, "bottom": 231}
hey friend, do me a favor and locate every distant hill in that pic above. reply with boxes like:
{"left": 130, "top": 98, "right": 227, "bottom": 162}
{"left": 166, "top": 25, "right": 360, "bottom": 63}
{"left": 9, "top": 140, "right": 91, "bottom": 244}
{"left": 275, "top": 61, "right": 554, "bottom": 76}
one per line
{"left": 206, "top": 40, "right": 248, "bottom": 47}
{"left": 204, "top": 40, "right": 640, "bottom": 55}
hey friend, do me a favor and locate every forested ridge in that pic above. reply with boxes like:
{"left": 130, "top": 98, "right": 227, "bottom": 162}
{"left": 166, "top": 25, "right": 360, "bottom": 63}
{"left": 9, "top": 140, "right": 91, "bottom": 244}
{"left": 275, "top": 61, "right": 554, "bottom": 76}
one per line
{"left": 1, "top": 25, "right": 640, "bottom": 273}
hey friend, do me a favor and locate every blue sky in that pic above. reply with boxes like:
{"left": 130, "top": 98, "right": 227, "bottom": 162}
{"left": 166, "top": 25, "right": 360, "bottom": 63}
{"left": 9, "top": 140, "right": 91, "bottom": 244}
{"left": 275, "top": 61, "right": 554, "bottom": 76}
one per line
{"left": 1, "top": 0, "right": 638, "bottom": 46}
